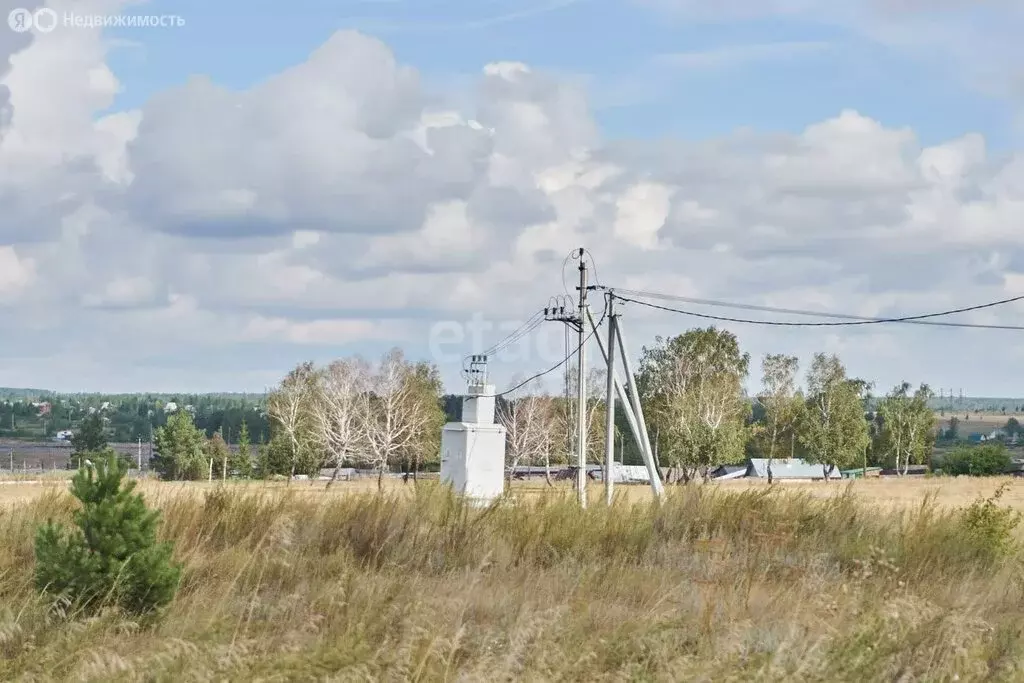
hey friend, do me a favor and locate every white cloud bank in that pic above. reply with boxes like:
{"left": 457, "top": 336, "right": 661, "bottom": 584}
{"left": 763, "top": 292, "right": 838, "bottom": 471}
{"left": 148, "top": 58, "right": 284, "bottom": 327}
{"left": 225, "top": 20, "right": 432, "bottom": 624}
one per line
{"left": 1, "top": 1, "right": 1024, "bottom": 394}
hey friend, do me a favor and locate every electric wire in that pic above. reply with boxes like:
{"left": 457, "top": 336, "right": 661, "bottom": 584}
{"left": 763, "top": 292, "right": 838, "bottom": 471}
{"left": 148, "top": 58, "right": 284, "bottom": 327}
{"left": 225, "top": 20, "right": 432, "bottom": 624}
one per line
{"left": 561, "top": 250, "right": 574, "bottom": 297}
{"left": 480, "top": 307, "right": 609, "bottom": 399}
{"left": 480, "top": 312, "right": 545, "bottom": 354}
{"left": 460, "top": 310, "right": 546, "bottom": 378}
{"left": 612, "top": 289, "right": 1024, "bottom": 330}
{"left": 582, "top": 247, "right": 601, "bottom": 287}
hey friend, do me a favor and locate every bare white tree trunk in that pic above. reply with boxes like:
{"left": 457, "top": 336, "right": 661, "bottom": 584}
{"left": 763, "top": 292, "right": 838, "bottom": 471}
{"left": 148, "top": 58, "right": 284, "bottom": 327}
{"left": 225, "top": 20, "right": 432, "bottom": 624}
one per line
{"left": 311, "top": 358, "right": 371, "bottom": 491}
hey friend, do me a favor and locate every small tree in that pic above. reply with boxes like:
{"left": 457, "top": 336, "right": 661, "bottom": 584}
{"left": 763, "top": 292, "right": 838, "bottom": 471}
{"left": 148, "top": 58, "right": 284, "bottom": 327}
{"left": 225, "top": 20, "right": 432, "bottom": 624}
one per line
{"left": 70, "top": 413, "right": 107, "bottom": 466}
{"left": 266, "top": 361, "right": 320, "bottom": 481}
{"left": 498, "top": 380, "right": 556, "bottom": 485}
{"left": 798, "top": 353, "right": 870, "bottom": 481}
{"left": 364, "top": 349, "right": 439, "bottom": 490}
{"left": 758, "top": 354, "right": 801, "bottom": 485}
{"left": 878, "top": 382, "right": 935, "bottom": 475}
{"left": 205, "top": 432, "right": 231, "bottom": 480}
{"left": 310, "top": 358, "right": 370, "bottom": 486}
{"left": 152, "top": 411, "right": 207, "bottom": 480}
{"left": 946, "top": 416, "right": 961, "bottom": 441}
{"left": 229, "top": 420, "right": 253, "bottom": 478}
{"left": 34, "top": 453, "right": 180, "bottom": 615}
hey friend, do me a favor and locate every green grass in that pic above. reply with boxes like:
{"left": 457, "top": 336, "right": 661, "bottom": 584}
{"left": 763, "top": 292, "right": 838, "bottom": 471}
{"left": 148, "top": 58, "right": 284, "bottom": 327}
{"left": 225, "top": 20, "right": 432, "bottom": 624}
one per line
{"left": 0, "top": 482, "right": 1022, "bottom": 680}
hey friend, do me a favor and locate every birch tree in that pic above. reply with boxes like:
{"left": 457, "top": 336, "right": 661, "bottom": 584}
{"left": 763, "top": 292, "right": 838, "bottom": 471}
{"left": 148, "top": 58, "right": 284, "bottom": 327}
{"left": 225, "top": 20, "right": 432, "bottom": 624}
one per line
{"left": 266, "top": 361, "right": 320, "bottom": 481}
{"left": 556, "top": 367, "right": 608, "bottom": 470}
{"left": 364, "top": 349, "right": 438, "bottom": 490}
{"left": 798, "top": 353, "right": 870, "bottom": 481}
{"left": 758, "top": 354, "right": 801, "bottom": 485}
{"left": 311, "top": 357, "right": 371, "bottom": 488}
{"left": 402, "top": 361, "right": 445, "bottom": 482}
{"left": 497, "top": 379, "right": 556, "bottom": 485}
{"left": 638, "top": 328, "right": 750, "bottom": 483}
{"left": 878, "top": 382, "right": 935, "bottom": 475}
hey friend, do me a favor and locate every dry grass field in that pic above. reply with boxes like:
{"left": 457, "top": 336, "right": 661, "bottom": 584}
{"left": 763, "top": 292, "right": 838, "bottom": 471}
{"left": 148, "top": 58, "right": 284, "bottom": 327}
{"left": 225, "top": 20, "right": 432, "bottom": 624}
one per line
{"left": 3, "top": 475, "right": 1024, "bottom": 680}
{"left": 4, "top": 473, "right": 1024, "bottom": 510}
{"left": 934, "top": 411, "right": 1018, "bottom": 438}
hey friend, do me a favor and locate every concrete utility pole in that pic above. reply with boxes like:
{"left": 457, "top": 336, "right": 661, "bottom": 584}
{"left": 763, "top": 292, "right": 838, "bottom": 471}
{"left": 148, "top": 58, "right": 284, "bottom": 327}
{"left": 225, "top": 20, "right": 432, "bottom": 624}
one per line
{"left": 585, "top": 306, "right": 664, "bottom": 500}
{"left": 576, "top": 248, "right": 588, "bottom": 509}
{"left": 137, "top": 438, "right": 142, "bottom": 470}
{"left": 603, "top": 293, "right": 617, "bottom": 505}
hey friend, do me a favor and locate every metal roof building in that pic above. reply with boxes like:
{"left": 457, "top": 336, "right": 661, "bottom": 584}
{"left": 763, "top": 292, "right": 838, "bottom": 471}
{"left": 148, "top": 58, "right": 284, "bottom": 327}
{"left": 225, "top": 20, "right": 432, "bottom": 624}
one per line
{"left": 745, "top": 458, "right": 843, "bottom": 480}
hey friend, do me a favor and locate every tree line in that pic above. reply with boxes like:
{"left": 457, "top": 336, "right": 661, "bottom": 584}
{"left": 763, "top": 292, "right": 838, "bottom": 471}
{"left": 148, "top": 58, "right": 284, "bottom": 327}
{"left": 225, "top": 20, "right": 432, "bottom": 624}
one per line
{"left": 497, "top": 328, "right": 936, "bottom": 483}
{"left": 67, "top": 327, "right": 997, "bottom": 484}
{"left": 0, "top": 392, "right": 270, "bottom": 444}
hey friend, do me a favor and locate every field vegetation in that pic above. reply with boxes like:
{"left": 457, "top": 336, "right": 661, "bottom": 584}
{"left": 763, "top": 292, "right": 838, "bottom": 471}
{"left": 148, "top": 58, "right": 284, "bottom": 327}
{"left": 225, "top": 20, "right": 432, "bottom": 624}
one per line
{"left": 1, "top": 474, "right": 1023, "bottom": 681}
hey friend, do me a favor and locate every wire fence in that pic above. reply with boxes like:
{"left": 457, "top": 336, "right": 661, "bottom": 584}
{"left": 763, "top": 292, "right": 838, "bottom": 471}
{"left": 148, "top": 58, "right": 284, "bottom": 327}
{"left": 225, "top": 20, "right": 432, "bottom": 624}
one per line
{"left": 0, "top": 440, "right": 164, "bottom": 471}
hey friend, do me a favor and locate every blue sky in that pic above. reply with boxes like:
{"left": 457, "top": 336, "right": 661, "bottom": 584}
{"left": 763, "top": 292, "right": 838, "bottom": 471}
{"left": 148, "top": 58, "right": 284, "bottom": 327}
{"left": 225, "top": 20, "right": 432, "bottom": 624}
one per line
{"left": 104, "top": 0, "right": 1015, "bottom": 147}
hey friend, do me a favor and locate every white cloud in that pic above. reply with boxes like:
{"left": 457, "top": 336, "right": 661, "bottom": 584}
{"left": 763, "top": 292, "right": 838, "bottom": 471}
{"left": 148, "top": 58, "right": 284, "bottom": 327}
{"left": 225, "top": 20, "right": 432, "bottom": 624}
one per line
{"left": 1, "top": 21, "right": 1024, "bottom": 395}
{"left": 614, "top": 182, "right": 673, "bottom": 249}
{"left": 0, "top": 246, "right": 35, "bottom": 296}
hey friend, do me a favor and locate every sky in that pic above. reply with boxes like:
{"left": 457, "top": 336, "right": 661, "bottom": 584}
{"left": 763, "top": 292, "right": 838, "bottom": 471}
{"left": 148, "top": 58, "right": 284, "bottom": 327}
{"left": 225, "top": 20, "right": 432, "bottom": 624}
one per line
{"left": 1, "top": 0, "right": 1024, "bottom": 396}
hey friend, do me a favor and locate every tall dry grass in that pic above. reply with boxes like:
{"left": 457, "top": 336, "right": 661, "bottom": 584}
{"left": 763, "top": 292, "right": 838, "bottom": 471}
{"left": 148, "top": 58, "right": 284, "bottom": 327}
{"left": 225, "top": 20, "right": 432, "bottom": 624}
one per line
{"left": 0, "top": 482, "right": 1022, "bottom": 681}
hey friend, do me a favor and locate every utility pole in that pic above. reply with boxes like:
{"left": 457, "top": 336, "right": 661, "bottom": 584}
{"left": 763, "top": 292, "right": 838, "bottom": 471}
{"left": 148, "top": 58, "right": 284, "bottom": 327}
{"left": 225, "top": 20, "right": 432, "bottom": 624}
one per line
{"left": 576, "top": 248, "right": 588, "bottom": 509}
{"left": 603, "top": 293, "right": 617, "bottom": 505}
{"left": 585, "top": 306, "right": 664, "bottom": 499}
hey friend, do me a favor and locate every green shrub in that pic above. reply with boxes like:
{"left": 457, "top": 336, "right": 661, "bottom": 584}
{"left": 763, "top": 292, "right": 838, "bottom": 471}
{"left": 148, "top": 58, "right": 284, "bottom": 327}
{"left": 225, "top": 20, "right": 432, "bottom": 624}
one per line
{"left": 956, "top": 483, "right": 1021, "bottom": 564}
{"left": 34, "top": 452, "right": 181, "bottom": 615}
{"left": 941, "top": 444, "right": 1012, "bottom": 476}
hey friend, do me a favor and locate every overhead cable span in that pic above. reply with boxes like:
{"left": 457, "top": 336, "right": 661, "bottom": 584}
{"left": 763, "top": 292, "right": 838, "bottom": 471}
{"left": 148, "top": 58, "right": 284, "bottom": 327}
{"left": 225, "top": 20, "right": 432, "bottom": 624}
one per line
{"left": 611, "top": 288, "right": 1024, "bottom": 330}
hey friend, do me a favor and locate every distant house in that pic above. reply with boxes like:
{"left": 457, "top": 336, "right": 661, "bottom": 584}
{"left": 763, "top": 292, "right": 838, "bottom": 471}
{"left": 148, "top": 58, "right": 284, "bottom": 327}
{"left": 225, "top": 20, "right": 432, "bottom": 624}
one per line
{"left": 163, "top": 402, "right": 178, "bottom": 413}
{"left": 745, "top": 458, "right": 843, "bottom": 481}
{"left": 35, "top": 401, "right": 51, "bottom": 416}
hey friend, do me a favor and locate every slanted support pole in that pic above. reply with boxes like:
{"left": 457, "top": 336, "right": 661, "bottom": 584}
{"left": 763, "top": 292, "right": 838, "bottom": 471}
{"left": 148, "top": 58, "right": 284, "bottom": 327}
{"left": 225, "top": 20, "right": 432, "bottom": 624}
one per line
{"left": 603, "top": 297, "right": 617, "bottom": 505}
{"left": 614, "top": 323, "right": 655, "bottom": 489}
{"left": 586, "top": 308, "right": 664, "bottom": 499}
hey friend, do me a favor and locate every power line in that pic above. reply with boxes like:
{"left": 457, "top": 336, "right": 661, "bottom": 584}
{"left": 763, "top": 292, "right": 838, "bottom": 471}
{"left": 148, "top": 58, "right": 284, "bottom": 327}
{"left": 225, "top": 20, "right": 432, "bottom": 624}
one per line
{"left": 612, "top": 289, "right": 1024, "bottom": 330}
{"left": 482, "top": 307, "right": 608, "bottom": 399}
{"left": 461, "top": 310, "right": 546, "bottom": 378}
{"left": 482, "top": 311, "right": 545, "bottom": 355}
